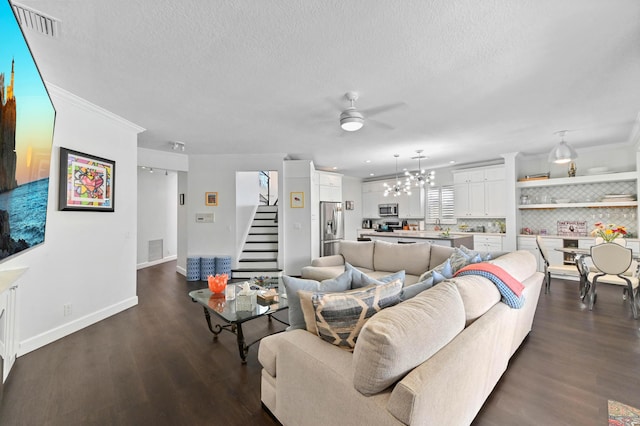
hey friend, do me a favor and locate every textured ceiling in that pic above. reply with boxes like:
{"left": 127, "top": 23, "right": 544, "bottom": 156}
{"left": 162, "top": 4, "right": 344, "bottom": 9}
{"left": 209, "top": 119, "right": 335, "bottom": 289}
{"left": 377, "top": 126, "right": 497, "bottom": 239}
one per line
{"left": 16, "top": 0, "right": 640, "bottom": 177}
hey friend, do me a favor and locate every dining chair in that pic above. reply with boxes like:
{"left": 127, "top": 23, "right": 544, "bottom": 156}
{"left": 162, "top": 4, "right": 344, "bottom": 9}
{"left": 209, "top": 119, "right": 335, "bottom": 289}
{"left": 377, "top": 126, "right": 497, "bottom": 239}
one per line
{"left": 587, "top": 243, "right": 639, "bottom": 319}
{"left": 536, "top": 236, "right": 581, "bottom": 294}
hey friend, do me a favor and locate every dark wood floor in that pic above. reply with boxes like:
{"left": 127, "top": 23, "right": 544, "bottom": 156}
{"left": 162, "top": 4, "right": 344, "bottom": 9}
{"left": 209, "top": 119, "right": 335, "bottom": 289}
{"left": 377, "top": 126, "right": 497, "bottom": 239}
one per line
{"left": 1, "top": 261, "right": 639, "bottom": 425}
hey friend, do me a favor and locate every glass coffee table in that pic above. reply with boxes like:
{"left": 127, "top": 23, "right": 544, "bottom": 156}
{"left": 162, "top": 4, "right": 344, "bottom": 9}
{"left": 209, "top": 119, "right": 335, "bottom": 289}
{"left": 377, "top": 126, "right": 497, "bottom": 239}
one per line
{"left": 189, "top": 279, "right": 288, "bottom": 363}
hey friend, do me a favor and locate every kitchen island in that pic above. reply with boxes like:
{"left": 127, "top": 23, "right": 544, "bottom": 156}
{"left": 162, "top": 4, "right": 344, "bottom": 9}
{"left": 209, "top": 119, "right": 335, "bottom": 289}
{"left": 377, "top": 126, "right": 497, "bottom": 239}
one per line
{"left": 360, "top": 231, "right": 474, "bottom": 248}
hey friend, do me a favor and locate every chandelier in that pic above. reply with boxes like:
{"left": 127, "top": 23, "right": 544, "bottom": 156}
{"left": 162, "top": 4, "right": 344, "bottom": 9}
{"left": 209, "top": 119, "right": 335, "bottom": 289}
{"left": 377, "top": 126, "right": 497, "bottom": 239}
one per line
{"left": 384, "top": 154, "right": 411, "bottom": 197}
{"left": 405, "top": 149, "right": 435, "bottom": 186}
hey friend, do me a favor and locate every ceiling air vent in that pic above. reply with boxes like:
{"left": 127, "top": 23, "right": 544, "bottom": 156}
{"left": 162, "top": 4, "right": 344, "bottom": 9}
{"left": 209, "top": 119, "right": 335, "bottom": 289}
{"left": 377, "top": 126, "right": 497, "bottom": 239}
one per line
{"left": 11, "top": 2, "right": 60, "bottom": 38}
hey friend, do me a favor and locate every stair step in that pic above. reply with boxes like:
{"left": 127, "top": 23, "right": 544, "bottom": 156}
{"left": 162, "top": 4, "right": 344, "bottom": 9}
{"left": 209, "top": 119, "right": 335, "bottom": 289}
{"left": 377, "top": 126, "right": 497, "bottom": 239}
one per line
{"left": 241, "top": 251, "right": 277, "bottom": 260}
{"left": 244, "top": 242, "right": 278, "bottom": 250}
{"left": 231, "top": 268, "right": 283, "bottom": 279}
{"left": 249, "top": 228, "right": 278, "bottom": 234}
{"left": 246, "top": 234, "right": 278, "bottom": 242}
{"left": 254, "top": 213, "right": 277, "bottom": 219}
{"left": 238, "top": 259, "right": 278, "bottom": 269}
{"left": 257, "top": 205, "right": 278, "bottom": 212}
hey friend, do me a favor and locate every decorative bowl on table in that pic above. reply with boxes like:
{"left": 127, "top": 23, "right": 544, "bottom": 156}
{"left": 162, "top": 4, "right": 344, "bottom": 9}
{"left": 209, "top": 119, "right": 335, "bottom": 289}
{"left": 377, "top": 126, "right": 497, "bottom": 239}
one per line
{"left": 207, "top": 273, "right": 228, "bottom": 293}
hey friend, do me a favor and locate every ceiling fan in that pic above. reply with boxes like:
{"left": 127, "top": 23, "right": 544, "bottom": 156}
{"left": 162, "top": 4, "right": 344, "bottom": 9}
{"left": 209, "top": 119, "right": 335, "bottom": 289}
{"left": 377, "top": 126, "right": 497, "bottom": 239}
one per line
{"left": 338, "top": 91, "right": 406, "bottom": 132}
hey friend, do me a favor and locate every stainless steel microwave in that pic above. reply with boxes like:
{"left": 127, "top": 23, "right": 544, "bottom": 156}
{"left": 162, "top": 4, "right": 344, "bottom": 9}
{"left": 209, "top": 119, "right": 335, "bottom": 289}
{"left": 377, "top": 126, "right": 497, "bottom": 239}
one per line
{"left": 378, "top": 203, "right": 398, "bottom": 217}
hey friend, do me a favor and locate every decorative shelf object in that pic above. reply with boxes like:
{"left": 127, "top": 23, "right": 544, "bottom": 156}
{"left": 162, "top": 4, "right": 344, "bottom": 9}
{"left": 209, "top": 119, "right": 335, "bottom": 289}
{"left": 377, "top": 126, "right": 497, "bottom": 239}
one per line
{"left": 515, "top": 171, "right": 637, "bottom": 188}
{"left": 518, "top": 201, "right": 638, "bottom": 210}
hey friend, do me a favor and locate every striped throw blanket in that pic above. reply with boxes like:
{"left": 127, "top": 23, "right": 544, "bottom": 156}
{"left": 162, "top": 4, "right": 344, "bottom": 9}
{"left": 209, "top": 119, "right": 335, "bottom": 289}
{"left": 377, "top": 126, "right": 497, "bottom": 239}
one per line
{"left": 454, "top": 263, "right": 525, "bottom": 309}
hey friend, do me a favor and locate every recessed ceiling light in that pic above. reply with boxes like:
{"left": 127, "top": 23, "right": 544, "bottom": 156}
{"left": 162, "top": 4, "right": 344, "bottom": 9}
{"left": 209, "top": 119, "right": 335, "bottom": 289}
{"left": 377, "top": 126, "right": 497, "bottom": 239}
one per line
{"left": 365, "top": 160, "right": 371, "bottom": 163}
{"left": 369, "top": 173, "right": 375, "bottom": 176}
{"left": 449, "top": 160, "right": 456, "bottom": 164}
{"left": 332, "top": 166, "right": 338, "bottom": 170}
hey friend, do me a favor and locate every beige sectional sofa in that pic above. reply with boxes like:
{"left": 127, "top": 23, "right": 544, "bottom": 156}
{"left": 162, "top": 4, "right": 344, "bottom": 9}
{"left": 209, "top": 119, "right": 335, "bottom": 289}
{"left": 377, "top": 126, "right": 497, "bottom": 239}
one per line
{"left": 258, "top": 250, "right": 543, "bottom": 426}
{"left": 301, "top": 240, "right": 456, "bottom": 285}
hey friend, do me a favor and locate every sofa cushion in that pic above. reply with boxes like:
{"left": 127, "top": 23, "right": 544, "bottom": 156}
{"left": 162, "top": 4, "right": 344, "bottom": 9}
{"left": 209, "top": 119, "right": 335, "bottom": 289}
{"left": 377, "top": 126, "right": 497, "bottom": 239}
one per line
{"left": 300, "top": 265, "right": 346, "bottom": 282}
{"left": 346, "top": 262, "right": 405, "bottom": 289}
{"left": 487, "top": 250, "right": 537, "bottom": 283}
{"left": 428, "top": 244, "right": 456, "bottom": 270}
{"left": 400, "top": 275, "right": 435, "bottom": 301}
{"left": 448, "top": 274, "right": 501, "bottom": 325}
{"left": 352, "top": 281, "right": 466, "bottom": 395}
{"left": 282, "top": 270, "right": 352, "bottom": 330}
{"left": 339, "top": 240, "right": 375, "bottom": 270}
{"left": 373, "top": 240, "right": 431, "bottom": 276}
{"left": 311, "top": 279, "right": 403, "bottom": 351}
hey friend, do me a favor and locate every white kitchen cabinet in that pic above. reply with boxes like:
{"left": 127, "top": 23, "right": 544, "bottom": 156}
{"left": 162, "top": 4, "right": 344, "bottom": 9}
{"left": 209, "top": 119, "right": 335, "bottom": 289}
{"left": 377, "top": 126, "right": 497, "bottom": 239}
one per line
{"left": 517, "top": 236, "right": 544, "bottom": 272}
{"left": 362, "top": 181, "right": 385, "bottom": 218}
{"left": 453, "top": 166, "right": 506, "bottom": 218}
{"left": 397, "top": 188, "right": 425, "bottom": 219}
{"left": 473, "top": 235, "right": 503, "bottom": 252}
{"left": 317, "top": 171, "right": 342, "bottom": 202}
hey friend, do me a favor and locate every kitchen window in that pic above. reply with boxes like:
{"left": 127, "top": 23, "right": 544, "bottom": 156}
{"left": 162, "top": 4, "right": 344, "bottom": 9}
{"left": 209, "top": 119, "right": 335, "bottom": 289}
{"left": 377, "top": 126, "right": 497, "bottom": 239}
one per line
{"left": 426, "top": 185, "right": 455, "bottom": 224}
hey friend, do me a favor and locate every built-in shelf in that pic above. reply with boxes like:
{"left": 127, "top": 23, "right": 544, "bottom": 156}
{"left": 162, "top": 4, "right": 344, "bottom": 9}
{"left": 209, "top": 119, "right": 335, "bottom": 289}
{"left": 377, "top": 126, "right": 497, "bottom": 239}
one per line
{"left": 519, "top": 201, "right": 638, "bottom": 210}
{"left": 516, "top": 171, "right": 637, "bottom": 188}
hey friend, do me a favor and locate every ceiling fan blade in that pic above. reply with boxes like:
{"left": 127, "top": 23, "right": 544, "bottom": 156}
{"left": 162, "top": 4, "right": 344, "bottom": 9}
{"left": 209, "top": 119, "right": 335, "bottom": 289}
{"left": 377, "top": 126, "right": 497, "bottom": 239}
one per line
{"left": 361, "top": 102, "right": 407, "bottom": 117}
{"left": 368, "top": 118, "right": 395, "bottom": 130}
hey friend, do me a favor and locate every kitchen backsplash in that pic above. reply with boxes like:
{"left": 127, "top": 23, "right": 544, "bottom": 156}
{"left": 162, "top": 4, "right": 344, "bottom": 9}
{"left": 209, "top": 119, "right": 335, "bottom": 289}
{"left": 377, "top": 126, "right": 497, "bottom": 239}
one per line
{"left": 519, "top": 181, "right": 637, "bottom": 237}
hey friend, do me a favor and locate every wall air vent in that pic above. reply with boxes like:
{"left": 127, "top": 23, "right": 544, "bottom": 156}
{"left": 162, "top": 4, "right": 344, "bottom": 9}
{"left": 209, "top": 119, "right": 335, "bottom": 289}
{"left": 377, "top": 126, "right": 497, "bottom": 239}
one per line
{"left": 148, "top": 239, "right": 163, "bottom": 262}
{"left": 11, "top": 2, "right": 60, "bottom": 38}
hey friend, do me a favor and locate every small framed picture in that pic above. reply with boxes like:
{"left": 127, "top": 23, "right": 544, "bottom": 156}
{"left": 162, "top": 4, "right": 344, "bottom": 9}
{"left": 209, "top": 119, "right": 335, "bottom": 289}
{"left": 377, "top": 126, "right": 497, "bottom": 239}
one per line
{"left": 345, "top": 201, "right": 354, "bottom": 210}
{"left": 205, "top": 192, "right": 218, "bottom": 206}
{"left": 290, "top": 192, "right": 304, "bottom": 208}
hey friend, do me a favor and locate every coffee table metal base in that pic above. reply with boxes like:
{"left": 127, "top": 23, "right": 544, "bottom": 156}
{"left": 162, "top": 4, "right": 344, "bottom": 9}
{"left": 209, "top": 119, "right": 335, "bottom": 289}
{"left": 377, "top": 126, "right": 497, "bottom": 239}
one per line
{"left": 199, "top": 306, "right": 287, "bottom": 364}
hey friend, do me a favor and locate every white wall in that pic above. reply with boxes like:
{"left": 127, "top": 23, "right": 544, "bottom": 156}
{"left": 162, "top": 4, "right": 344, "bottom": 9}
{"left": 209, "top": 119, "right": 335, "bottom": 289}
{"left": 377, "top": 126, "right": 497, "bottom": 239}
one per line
{"left": 0, "top": 84, "right": 143, "bottom": 355}
{"left": 136, "top": 168, "right": 178, "bottom": 267}
{"left": 183, "top": 154, "right": 285, "bottom": 269}
{"left": 342, "top": 176, "right": 363, "bottom": 241}
{"left": 283, "top": 160, "right": 314, "bottom": 275}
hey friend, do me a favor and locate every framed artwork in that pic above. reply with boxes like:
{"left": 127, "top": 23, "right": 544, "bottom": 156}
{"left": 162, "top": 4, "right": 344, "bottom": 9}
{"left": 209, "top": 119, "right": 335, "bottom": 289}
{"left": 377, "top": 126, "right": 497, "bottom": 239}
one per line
{"left": 345, "top": 201, "right": 354, "bottom": 210}
{"left": 290, "top": 192, "right": 304, "bottom": 208}
{"left": 205, "top": 192, "right": 218, "bottom": 206}
{"left": 59, "top": 148, "right": 115, "bottom": 212}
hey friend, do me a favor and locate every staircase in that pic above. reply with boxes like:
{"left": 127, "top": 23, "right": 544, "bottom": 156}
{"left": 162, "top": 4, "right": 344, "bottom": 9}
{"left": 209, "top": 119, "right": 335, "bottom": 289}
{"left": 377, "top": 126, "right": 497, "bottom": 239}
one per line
{"left": 232, "top": 204, "right": 282, "bottom": 280}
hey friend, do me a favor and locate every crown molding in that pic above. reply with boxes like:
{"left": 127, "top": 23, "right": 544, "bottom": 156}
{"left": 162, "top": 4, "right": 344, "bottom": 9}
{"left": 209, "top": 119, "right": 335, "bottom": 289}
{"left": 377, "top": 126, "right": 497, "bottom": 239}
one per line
{"left": 45, "top": 82, "right": 146, "bottom": 133}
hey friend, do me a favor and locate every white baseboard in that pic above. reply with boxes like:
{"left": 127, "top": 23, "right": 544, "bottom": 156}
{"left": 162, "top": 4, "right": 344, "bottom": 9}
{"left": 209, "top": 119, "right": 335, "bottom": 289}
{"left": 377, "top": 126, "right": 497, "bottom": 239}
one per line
{"left": 18, "top": 296, "right": 139, "bottom": 356}
{"left": 136, "top": 255, "right": 177, "bottom": 270}
{"left": 176, "top": 265, "right": 186, "bottom": 276}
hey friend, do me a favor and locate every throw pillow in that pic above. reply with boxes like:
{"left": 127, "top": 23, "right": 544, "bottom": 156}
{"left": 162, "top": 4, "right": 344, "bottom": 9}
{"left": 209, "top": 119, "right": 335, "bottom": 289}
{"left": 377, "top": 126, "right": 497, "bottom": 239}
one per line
{"left": 459, "top": 245, "right": 508, "bottom": 262}
{"left": 418, "top": 258, "right": 453, "bottom": 283}
{"left": 312, "top": 279, "right": 403, "bottom": 351}
{"left": 282, "top": 270, "right": 352, "bottom": 330}
{"left": 448, "top": 247, "right": 473, "bottom": 272}
{"left": 400, "top": 275, "right": 435, "bottom": 301}
{"left": 346, "top": 262, "right": 406, "bottom": 289}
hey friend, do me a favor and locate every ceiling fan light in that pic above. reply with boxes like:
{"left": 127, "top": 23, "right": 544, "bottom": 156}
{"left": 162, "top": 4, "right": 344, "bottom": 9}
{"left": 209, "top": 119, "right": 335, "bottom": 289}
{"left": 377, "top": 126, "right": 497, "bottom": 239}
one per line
{"left": 340, "top": 116, "right": 363, "bottom": 131}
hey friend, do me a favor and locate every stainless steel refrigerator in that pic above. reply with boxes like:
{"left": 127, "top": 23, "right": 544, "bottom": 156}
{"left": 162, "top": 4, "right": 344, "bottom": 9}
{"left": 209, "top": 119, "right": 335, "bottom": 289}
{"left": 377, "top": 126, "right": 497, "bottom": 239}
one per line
{"left": 320, "top": 201, "right": 344, "bottom": 257}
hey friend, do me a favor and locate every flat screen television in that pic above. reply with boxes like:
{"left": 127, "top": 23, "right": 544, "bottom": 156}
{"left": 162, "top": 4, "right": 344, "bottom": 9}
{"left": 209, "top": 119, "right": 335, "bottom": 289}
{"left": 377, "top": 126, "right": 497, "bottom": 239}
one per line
{"left": 0, "top": 0, "right": 55, "bottom": 262}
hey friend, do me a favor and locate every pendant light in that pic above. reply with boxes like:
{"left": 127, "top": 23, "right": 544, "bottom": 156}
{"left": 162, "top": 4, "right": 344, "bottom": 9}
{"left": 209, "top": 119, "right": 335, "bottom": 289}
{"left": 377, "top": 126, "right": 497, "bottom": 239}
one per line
{"left": 548, "top": 130, "right": 577, "bottom": 164}
{"left": 404, "top": 149, "right": 435, "bottom": 186}
{"left": 384, "top": 154, "right": 411, "bottom": 197}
